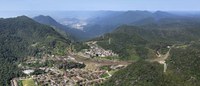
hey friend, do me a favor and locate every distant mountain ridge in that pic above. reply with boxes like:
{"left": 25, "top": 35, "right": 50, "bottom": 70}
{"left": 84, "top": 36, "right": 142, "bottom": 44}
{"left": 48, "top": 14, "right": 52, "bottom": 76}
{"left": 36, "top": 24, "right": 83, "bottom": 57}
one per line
{"left": 33, "top": 15, "right": 66, "bottom": 29}
{"left": 33, "top": 15, "right": 98, "bottom": 41}
{"left": 33, "top": 11, "right": 200, "bottom": 41}
{"left": 82, "top": 11, "right": 187, "bottom": 40}
{"left": 91, "top": 11, "right": 178, "bottom": 25}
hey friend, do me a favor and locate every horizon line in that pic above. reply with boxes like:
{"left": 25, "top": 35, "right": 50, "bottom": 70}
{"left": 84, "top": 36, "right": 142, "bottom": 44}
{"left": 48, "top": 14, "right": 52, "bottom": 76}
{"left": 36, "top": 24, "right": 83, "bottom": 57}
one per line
{"left": 0, "top": 10, "right": 200, "bottom": 12}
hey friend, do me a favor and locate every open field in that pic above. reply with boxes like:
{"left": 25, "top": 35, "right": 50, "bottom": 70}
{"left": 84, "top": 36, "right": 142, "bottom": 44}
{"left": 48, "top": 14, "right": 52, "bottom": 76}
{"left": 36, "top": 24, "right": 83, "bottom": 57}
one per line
{"left": 21, "top": 79, "right": 36, "bottom": 86}
{"left": 68, "top": 53, "right": 132, "bottom": 70}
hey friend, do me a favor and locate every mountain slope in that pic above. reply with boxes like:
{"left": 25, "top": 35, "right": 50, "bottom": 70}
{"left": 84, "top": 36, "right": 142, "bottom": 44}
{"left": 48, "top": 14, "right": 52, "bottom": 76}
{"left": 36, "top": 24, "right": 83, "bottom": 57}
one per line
{"left": 32, "top": 11, "right": 184, "bottom": 41}
{"left": 0, "top": 16, "right": 71, "bottom": 85}
{"left": 94, "top": 17, "right": 200, "bottom": 86}
{"left": 33, "top": 15, "right": 64, "bottom": 28}
{"left": 102, "top": 42, "right": 200, "bottom": 86}
{"left": 33, "top": 15, "right": 89, "bottom": 41}
{"left": 93, "top": 16, "right": 200, "bottom": 60}
{"left": 91, "top": 11, "right": 178, "bottom": 26}
{"left": 1, "top": 16, "right": 71, "bottom": 56}
{"left": 79, "top": 11, "right": 183, "bottom": 40}
{"left": 33, "top": 15, "right": 73, "bottom": 40}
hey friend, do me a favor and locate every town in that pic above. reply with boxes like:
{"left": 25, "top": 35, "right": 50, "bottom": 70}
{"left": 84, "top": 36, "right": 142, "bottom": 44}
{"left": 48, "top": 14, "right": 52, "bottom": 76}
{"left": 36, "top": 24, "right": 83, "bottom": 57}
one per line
{"left": 11, "top": 43, "right": 129, "bottom": 86}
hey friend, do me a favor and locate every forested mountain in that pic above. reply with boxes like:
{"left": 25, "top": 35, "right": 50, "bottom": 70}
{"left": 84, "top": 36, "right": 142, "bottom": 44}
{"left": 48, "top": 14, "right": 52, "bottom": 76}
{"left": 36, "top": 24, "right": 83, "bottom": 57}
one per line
{"left": 90, "top": 11, "right": 180, "bottom": 25}
{"left": 102, "top": 42, "right": 200, "bottom": 86}
{"left": 33, "top": 15, "right": 90, "bottom": 41}
{"left": 33, "top": 15, "right": 73, "bottom": 40}
{"left": 33, "top": 15, "right": 64, "bottom": 28}
{"left": 92, "top": 16, "right": 200, "bottom": 85}
{"left": 0, "top": 16, "right": 71, "bottom": 85}
{"left": 85, "top": 11, "right": 181, "bottom": 37}
{"left": 32, "top": 11, "right": 183, "bottom": 41}
{"left": 4, "top": 11, "right": 200, "bottom": 41}
{"left": 77, "top": 11, "right": 193, "bottom": 41}
{"left": 93, "top": 16, "right": 200, "bottom": 60}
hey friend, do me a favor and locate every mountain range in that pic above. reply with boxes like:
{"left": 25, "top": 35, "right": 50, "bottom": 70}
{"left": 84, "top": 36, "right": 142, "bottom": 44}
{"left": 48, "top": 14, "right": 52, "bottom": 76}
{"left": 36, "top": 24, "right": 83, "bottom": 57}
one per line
{"left": 1, "top": 11, "right": 200, "bottom": 85}
{"left": 32, "top": 11, "right": 200, "bottom": 41}
{"left": 92, "top": 15, "right": 200, "bottom": 85}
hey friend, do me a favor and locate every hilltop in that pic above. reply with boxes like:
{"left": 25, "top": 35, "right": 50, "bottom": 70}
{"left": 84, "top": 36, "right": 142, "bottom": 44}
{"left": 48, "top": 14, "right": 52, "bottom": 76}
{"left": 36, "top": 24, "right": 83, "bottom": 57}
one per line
{"left": 0, "top": 16, "right": 71, "bottom": 85}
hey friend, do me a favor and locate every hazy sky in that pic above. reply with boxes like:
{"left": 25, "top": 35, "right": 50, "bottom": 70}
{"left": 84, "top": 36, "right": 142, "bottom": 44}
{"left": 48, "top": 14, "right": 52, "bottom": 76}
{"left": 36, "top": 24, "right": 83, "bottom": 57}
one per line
{"left": 0, "top": 0, "right": 199, "bottom": 11}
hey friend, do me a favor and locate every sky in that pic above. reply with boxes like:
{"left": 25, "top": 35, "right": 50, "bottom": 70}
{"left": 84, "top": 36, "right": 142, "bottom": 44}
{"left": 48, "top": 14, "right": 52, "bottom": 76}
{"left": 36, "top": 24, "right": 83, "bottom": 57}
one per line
{"left": 0, "top": 0, "right": 199, "bottom": 11}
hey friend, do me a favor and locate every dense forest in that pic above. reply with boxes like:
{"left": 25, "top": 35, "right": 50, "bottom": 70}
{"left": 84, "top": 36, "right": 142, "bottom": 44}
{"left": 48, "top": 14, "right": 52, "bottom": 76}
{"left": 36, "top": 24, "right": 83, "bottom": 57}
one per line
{"left": 102, "top": 42, "right": 200, "bottom": 86}
{"left": 94, "top": 18, "right": 200, "bottom": 85}
{"left": 0, "top": 16, "right": 71, "bottom": 85}
{"left": 94, "top": 17, "right": 200, "bottom": 60}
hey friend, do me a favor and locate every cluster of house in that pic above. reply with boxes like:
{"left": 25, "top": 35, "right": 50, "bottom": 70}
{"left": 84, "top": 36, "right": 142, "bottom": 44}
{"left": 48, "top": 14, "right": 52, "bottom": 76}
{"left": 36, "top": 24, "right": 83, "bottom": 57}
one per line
{"left": 79, "top": 41, "right": 118, "bottom": 58}
{"left": 32, "top": 68, "right": 73, "bottom": 86}
{"left": 11, "top": 42, "right": 126, "bottom": 86}
{"left": 11, "top": 54, "right": 113, "bottom": 86}
{"left": 11, "top": 67, "right": 110, "bottom": 86}
{"left": 64, "top": 69, "right": 108, "bottom": 85}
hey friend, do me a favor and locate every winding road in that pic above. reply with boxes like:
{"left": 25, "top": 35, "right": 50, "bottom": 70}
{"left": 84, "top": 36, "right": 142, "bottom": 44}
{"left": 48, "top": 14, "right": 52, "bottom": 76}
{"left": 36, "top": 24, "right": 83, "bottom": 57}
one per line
{"left": 149, "top": 46, "right": 172, "bottom": 72}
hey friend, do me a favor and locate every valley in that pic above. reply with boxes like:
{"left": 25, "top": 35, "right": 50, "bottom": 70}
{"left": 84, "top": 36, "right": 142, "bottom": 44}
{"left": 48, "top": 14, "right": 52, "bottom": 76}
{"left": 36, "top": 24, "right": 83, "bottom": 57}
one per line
{"left": 11, "top": 41, "right": 130, "bottom": 86}
{"left": 1, "top": 10, "right": 200, "bottom": 86}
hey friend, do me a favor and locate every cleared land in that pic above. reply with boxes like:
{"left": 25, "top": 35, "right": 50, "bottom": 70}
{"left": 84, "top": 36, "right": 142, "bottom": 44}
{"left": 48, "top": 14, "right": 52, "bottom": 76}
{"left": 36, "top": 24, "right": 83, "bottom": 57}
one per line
{"left": 21, "top": 79, "right": 36, "bottom": 86}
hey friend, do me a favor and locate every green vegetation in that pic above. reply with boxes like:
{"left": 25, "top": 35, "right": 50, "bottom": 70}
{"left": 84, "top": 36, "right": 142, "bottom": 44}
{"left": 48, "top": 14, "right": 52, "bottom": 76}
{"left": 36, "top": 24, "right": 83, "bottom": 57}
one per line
{"left": 94, "top": 26, "right": 152, "bottom": 60}
{"left": 21, "top": 79, "right": 36, "bottom": 86}
{"left": 95, "top": 20, "right": 200, "bottom": 85}
{"left": 73, "top": 42, "right": 90, "bottom": 52}
{"left": 99, "top": 56, "right": 120, "bottom": 60}
{"left": 22, "top": 60, "right": 55, "bottom": 68}
{"left": 102, "top": 60, "right": 164, "bottom": 86}
{"left": 1, "top": 12, "right": 200, "bottom": 86}
{"left": 94, "top": 22, "right": 200, "bottom": 60}
{"left": 102, "top": 42, "right": 200, "bottom": 86}
{"left": 109, "top": 70, "right": 118, "bottom": 75}
{"left": 18, "top": 80, "right": 23, "bottom": 86}
{"left": 100, "top": 66, "right": 112, "bottom": 71}
{"left": 57, "top": 61, "right": 86, "bottom": 70}
{"left": 0, "top": 16, "right": 71, "bottom": 85}
{"left": 0, "top": 59, "right": 24, "bottom": 86}
{"left": 31, "top": 69, "right": 46, "bottom": 75}
{"left": 100, "top": 73, "right": 110, "bottom": 78}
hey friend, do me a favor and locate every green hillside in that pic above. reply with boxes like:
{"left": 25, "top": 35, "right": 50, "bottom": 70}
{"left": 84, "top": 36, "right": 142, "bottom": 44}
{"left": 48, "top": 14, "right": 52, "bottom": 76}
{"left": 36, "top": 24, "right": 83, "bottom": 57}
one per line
{"left": 94, "top": 20, "right": 200, "bottom": 60}
{"left": 102, "top": 42, "right": 200, "bottom": 86}
{"left": 95, "top": 19, "right": 200, "bottom": 86}
{"left": 0, "top": 16, "right": 71, "bottom": 85}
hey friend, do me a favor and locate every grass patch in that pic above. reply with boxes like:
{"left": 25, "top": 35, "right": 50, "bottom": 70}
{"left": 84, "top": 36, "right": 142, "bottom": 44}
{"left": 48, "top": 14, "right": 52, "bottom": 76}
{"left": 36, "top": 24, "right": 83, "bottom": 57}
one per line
{"left": 100, "top": 65, "right": 111, "bottom": 71}
{"left": 21, "top": 79, "right": 36, "bottom": 86}
{"left": 130, "top": 55, "right": 140, "bottom": 61}
{"left": 18, "top": 80, "right": 23, "bottom": 86}
{"left": 109, "top": 70, "right": 118, "bottom": 75}
{"left": 100, "top": 73, "right": 110, "bottom": 78}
